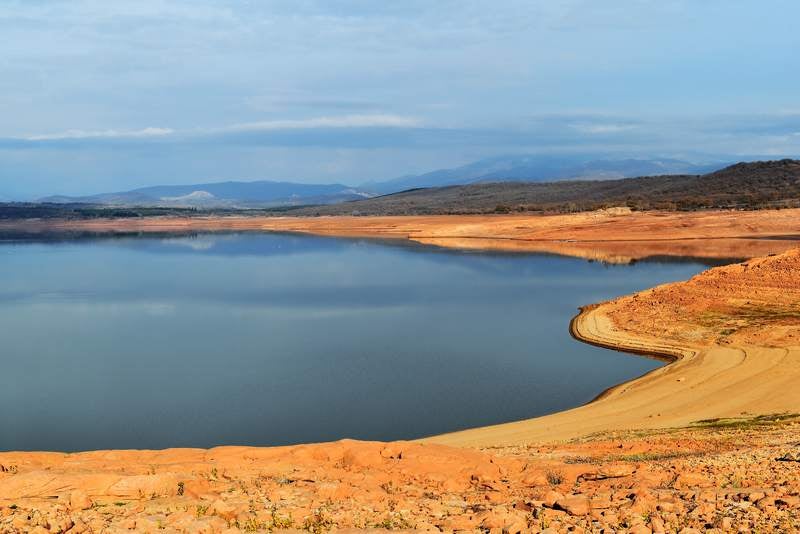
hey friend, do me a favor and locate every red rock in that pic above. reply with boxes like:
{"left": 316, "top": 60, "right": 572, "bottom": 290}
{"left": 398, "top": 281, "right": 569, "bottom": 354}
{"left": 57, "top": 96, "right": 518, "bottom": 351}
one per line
{"left": 379, "top": 443, "right": 405, "bottom": 459}
{"left": 542, "top": 490, "right": 564, "bottom": 507}
{"left": 756, "top": 496, "right": 776, "bottom": 510}
{"left": 674, "top": 472, "right": 711, "bottom": 488}
{"left": 554, "top": 494, "right": 591, "bottom": 516}
{"left": 107, "top": 473, "right": 180, "bottom": 498}
{"left": 69, "top": 489, "right": 92, "bottom": 510}
{"left": 777, "top": 495, "right": 800, "bottom": 508}
{"left": 521, "top": 470, "right": 548, "bottom": 486}
{"left": 581, "top": 463, "right": 636, "bottom": 480}
{"left": 478, "top": 509, "right": 517, "bottom": 529}
{"left": 339, "top": 444, "right": 384, "bottom": 469}
{"left": 439, "top": 513, "right": 478, "bottom": 531}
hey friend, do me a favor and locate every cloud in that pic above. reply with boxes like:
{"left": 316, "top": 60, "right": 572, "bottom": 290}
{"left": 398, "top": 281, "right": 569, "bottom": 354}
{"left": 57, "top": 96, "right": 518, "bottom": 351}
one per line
{"left": 26, "top": 127, "right": 174, "bottom": 141}
{"left": 568, "top": 123, "right": 637, "bottom": 135}
{"left": 221, "top": 114, "right": 422, "bottom": 132}
{"left": 16, "top": 115, "right": 421, "bottom": 145}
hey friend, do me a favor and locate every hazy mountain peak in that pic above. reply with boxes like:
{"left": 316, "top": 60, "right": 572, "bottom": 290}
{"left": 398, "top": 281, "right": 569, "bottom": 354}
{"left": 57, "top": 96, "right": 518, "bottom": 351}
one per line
{"left": 364, "top": 155, "right": 723, "bottom": 194}
{"left": 39, "top": 180, "right": 373, "bottom": 208}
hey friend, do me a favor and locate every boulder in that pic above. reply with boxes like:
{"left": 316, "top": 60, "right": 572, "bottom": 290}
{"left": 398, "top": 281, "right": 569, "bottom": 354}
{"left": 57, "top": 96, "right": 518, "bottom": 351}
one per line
{"left": 554, "top": 494, "right": 591, "bottom": 516}
{"left": 69, "top": 490, "right": 92, "bottom": 510}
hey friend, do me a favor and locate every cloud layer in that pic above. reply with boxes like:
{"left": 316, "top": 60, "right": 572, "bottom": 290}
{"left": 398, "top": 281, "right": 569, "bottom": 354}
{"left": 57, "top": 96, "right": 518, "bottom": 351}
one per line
{"left": 0, "top": 0, "right": 799, "bottom": 197}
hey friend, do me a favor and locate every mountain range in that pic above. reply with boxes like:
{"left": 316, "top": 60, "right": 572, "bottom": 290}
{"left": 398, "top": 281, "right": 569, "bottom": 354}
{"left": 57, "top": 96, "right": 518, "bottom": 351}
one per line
{"left": 39, "top": 156, "right": 724, "bottom": 208}
{"left": 362, "top": 155, "right": 721, "bottom": 194}
{"left": 286, "top": 159, "right": 800, "bottom": 216}
{"left": 41, "top": 181, "right": 371, "bottom": 208}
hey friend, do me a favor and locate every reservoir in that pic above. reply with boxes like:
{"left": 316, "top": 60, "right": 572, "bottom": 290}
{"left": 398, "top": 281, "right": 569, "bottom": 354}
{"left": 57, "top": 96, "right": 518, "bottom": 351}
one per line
{"left": 0, "top": 232, "right": 712, "bottom": 451}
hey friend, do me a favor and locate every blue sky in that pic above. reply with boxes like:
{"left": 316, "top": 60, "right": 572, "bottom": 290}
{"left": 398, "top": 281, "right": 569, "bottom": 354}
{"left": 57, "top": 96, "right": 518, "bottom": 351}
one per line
{"left": 1, "top": 0, "right": 799, "bottom": 198}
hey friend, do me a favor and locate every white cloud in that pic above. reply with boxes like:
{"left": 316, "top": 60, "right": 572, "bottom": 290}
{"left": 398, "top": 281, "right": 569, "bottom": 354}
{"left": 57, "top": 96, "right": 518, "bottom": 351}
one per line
{"left": 26, "top": 127, "right": 174, "bottom": 141}
{"left": 20, "top": 115, "right": 422, "bottom": 142}
{"left": 568, "top": 123, "right": 637, "bottom": 135}
{"left": 224, "top": 114, "right": 422, "bottom": 132}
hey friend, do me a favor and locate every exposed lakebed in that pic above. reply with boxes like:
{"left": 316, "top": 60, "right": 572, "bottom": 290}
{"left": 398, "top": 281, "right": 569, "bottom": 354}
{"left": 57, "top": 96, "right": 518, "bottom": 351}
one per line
{"left": 1, "top": 232, "right": 716, "bottom": 451}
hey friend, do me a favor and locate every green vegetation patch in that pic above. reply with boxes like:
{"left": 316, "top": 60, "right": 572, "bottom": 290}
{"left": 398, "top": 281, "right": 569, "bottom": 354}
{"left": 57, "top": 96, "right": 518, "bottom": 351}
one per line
{"left": 691, "top": 413, "right": 800, "bottom": 430}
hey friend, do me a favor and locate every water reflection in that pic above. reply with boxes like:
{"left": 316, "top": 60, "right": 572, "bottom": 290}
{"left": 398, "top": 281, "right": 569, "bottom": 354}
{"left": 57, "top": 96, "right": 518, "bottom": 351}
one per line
{"left": 1, "top": 232, "right": 716, "bottom": 451}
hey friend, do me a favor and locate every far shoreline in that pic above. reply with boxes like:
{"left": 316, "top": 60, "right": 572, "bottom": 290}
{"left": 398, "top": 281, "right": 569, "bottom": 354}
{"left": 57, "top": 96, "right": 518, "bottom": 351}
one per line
{"left": 2, "top": 207, "right": 800, "bottom": 264}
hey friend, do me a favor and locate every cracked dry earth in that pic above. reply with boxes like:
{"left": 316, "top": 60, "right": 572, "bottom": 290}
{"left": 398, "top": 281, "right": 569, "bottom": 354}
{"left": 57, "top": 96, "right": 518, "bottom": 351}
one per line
{"left": 1, "top": 417, "right": 800, "bottom": 533}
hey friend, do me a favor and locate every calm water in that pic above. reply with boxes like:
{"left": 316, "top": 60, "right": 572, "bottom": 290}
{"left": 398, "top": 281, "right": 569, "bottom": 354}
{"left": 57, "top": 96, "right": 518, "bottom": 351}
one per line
{"left": 0, "top": 233, "right": 712, "bottom": 452}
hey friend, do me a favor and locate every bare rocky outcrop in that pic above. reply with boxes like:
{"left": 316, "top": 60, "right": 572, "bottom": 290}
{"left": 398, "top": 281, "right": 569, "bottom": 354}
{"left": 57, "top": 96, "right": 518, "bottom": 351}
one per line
{"left": 2, "top": 420, "right": 800, "bottom": 532}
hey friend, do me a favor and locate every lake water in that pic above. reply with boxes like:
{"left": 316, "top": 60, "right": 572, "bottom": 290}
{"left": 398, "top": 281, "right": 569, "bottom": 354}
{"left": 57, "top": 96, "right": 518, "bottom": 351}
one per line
{"left": 0, "top": 232, "right": 714, "bottom": 452}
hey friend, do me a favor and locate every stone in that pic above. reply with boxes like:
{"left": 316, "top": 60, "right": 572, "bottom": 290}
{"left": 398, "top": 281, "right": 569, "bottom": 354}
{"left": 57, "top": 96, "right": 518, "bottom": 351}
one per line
{"left": 478, "top": 509, "right": 516, "bottom": 529}
{"left": 542, "top": 490, "right": 564, "bottom": 507}
{"left": 554, "top": 494, "right": 590, "bottom": 516}
{"left": 777, "top": 495, "right": 800, "bottom": 508}
{"left": 674, "top": 472, "right": 711, "bottom": 488}
{"left": 68, "top": 518, "right": 89, "bottom": 533}
{"left": 581, "top": 464, "right": 636, "bottom": 480}
{"left": 521, "top": 471, "right": 548, "bottom": 486}
{"left": 135, "top": 515, "right": 168, "bottom": 531}
{"left": 439, "top": 514, "right": 478, "bottom": 531}
{"left": 69, "top": 490, "right": 92, "bottom": 510}
{"left": 107, "top": 473, "right": 180, "bottom": 498}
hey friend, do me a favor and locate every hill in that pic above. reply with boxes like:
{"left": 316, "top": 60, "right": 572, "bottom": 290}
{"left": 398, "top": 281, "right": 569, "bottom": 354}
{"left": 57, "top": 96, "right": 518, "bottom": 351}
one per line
{"left": 289, "top": 159, "right": 800, "bottom": 215}
{"left": 363, "top": 155, "right": 718, "bottom": 194}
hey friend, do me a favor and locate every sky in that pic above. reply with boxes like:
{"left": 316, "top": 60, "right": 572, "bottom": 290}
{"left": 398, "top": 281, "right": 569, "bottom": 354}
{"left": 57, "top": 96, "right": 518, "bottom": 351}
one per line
{"left": 1, "top": 0, "right": 799, "bottom": 199}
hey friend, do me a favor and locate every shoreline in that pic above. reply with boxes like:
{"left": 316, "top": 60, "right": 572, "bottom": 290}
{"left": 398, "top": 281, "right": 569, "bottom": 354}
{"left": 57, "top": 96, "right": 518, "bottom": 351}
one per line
{"left": 425, "top": 305, "right": 707, "bottom": 448}
{"left": 2, "top": 208, "right": 800, "bottom": 264}
{"left": 1, "top": 219, "right": 798, "bottom": 531}
{"left": 427, "top": 249, "right": 800, "bottom": 447}
{"left": 567, "top": 307, "right": 682, "bottom": 405}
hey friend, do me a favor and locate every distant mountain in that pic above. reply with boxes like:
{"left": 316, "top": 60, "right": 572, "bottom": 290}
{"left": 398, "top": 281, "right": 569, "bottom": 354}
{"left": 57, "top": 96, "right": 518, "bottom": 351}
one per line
{"left": 364, "top": 155, "right": 722, "bottom": 194}
{"left": 41, "top": 180, "right": 373, "bottom": 208}
{"left": 290, "top": 159, "right": 800, "bottom": 216}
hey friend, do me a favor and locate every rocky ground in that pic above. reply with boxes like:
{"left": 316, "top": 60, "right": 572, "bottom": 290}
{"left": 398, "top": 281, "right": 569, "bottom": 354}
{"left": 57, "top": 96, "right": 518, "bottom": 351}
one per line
{"left": 2, "top": 415, "right": 800, "bottom": 533}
